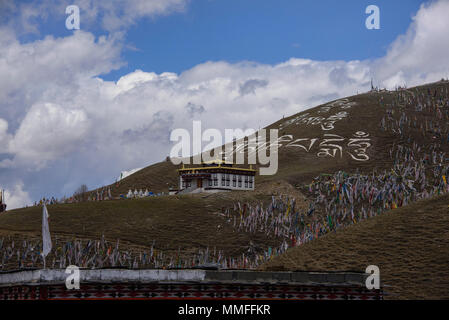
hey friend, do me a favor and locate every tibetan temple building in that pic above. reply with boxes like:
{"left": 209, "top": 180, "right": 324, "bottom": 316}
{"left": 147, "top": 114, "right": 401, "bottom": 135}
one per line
{"left": 177, "top": 160, "right": 256, "bottom": 194}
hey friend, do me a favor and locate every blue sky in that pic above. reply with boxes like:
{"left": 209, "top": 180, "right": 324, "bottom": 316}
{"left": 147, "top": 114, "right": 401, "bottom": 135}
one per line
{"left": 112, "top": 0, "right": 423, "bottom": 77}
{"left": 18, "top": 0, "right": 425, "bottom": 79}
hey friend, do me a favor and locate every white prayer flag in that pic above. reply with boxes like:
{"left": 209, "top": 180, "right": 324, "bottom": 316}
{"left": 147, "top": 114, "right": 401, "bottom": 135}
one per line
{"left": 42, "top": 204, "right": 52, "bottom": 259}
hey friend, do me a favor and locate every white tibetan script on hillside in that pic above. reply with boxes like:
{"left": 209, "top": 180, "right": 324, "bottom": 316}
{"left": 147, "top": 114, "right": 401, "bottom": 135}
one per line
{"left": 279, "top": 99, "right": 356, "bottom": 131}
{"left": 225, "top": 131, "right": 372, "bottom": 162}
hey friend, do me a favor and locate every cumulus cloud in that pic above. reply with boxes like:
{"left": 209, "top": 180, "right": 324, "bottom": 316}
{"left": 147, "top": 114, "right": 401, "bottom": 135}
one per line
{"left": 0, "top": 30, "right": 122, "bottom": 129}
{"left": 121, "top": 110, "right": 174, "bottom": 143}
{"left": 1, "top": 0, "right": 449, "bottom": 207}
{"left": 374, "top": 0, "right": 449, "bottom": 87}
{"left": 4, "top": 182, "right": 32, "bottom": 210}
{"left": 185, "top": 102, "right": 205, "bottom": 118}
{"left": 239, "top": 79, "right": 269, "bottom": 96}
{"left": 8, "top": 103, "right": 90, "bottom": 169}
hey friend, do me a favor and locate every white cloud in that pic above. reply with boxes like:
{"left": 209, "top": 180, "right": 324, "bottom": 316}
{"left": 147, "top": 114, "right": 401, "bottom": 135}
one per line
{"left": 1, "top": 0, "right": 449, "bottom": 207}
{"left": 4, "top": 182, "right": 32, "bottom": 210}
{"left": 374, "top": 0, "right": 449, "bottom": 87}
{"left": 0, "top": 30, "right": 123, "bottom": 127}
{"left": 8, "top": 103, "right": 90, "bottom": 169}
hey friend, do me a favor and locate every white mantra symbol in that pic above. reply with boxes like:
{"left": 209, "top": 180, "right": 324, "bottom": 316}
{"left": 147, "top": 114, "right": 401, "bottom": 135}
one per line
{"left": 347, "top": 132, "right": 371, "bottom": 161}
{"left": 232, "top": 132, "right": 372, "bottom": 162}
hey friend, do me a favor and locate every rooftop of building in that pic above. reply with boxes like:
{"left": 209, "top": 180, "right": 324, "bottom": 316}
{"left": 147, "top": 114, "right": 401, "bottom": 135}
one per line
{"left": 178, "top": 160, "right": 256, "bottom": 174}
{"left": 0, "top": 269, "right": 371, "bottom": 287}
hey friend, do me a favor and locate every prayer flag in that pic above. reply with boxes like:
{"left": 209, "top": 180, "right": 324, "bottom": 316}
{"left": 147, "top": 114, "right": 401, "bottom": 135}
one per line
{"left": 41, "top": 204, "right": 52, "bottom": 263}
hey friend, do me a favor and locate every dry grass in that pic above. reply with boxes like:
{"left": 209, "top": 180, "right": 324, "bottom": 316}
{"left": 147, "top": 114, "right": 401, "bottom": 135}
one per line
{"left": 0, "top": 191, "right": 282, "bottom": 258}
{"left": 260, "top": 194, "right": 449, "bottom": 300}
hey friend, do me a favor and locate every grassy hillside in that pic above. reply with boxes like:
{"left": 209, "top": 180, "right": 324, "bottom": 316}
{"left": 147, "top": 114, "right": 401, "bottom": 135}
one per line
{"left": 1, "top": 80, "right": 449, "bottom": 299}
{"left": 0, "top": 192, "right": 282, "bottom": 263}
{"left": 260, "top": 193, "right": 449, "bottom": 300}
{"left": 108, "top": 80, "right": 449, "bottom": 194}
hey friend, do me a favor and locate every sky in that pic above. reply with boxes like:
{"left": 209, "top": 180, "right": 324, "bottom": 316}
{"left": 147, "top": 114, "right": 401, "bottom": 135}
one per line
{"left": 1, "top": 0, "right": 449, "bottom": 209}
